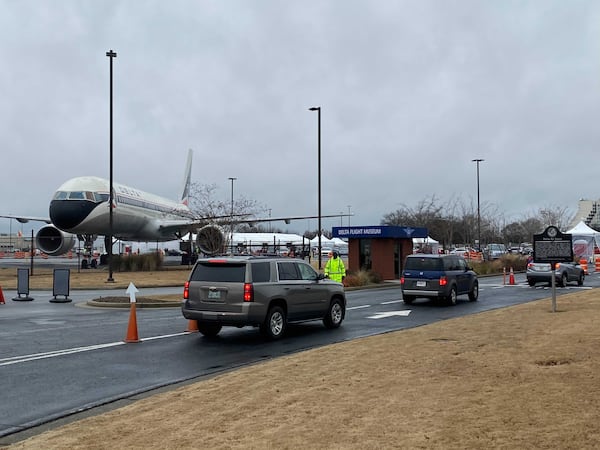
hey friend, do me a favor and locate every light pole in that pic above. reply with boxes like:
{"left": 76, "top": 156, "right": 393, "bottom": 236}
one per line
{"left": 347, "top": 205, "right": 351, "bottom": 227}
{"left": 472, "top": 158, "right": 484, "bottom": 250}
{"left": 308, "top": 106, "right": 322, "bottom": 269}
{"left": 228, "top": 177, "right": 236, "bottom": 254}
{"left": 106, "top": 49, "right": 117, "bottom": 282}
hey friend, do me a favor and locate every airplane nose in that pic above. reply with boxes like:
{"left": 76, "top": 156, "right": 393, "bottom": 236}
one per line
{"left": 49, "top": 200, "right": 101, "bottom": 230}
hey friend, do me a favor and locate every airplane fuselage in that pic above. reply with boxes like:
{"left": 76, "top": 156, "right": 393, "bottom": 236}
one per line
{"left": 50, "top": 176, "right": 195, "bottom": 241}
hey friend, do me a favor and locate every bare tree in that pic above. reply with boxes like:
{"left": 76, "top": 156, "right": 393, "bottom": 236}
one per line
{"left": 187, "top": 182, "right": 266, "bottom": 230}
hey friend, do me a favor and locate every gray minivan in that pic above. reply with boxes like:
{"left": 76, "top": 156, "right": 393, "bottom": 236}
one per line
{"left": 182, "top": 256, "right": 346, "bottom": 339}
{"left": 400, "top": 254, "right": 479, "bottom": 305}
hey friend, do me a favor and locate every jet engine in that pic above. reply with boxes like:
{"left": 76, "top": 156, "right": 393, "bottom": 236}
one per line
{"left": 196, "top": 224, "right": 226, "bottom": 256}
{"left": 36, "top": 225, "right": 77, "bottom": 256}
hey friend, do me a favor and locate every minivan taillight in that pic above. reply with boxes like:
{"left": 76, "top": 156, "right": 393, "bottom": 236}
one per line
{"left": 183, "top": 281, "right": 190, "bottom": 300}
{"left": 244, "top": 283, "right": 254, "bottom": 302}
{"left": 439, "top": 276, "right": 448, "bottom": 286}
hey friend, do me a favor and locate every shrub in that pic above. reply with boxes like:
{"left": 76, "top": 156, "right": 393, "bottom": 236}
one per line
{"left": 112, "top": 253, "right": 163, "bottom": 272}
{"left": 344, "top": 269, "right": 381, "bottom": 287}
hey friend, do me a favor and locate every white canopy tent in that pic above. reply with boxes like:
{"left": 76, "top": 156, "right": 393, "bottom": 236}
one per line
{"left": 412, "top": 236, "right": 440, "bottom": 254}
{"left": 565, "top": 221, "right": 600, "bottom": 262}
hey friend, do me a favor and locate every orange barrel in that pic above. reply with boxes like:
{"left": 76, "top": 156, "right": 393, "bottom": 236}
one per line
{"left": 580, "top": 259, "right": 589, "bottom": 275}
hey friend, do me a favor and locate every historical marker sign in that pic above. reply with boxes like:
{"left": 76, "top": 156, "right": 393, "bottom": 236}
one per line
{"left": 533, "top": 226, "right": 573, "bottom": 263}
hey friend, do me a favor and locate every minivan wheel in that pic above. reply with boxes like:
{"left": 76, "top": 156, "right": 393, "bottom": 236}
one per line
{"left": 578, "top": 273, "right": 584, "bottom": 286}
{"left": 324, "top": 298, "right": 344, "bottom": 329}
{"left": 197, "top": 322, "right": 222, "bottom": 337}
{"left": 468, "top": 281, "right": 479, "bottom": 301}
{"left": 403, "top": 295, "right": 415, "bottom": 305}
{"left": 261, "top": 306, "right": 287, "bottom": 340}
{"left": 447, "top": 286, "right": 458, "bottom": 306}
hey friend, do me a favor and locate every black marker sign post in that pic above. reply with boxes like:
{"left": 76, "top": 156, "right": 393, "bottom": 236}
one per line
{"left": 533, "top": 226, "right": 573, "bottom": 312}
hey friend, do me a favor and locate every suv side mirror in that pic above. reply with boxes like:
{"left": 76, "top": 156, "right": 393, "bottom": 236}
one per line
{"left": 317, "top": 273, "right": 327, "bottom": 281}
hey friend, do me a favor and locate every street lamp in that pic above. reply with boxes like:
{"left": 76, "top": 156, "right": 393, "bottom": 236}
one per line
{"left": 308, "top": 106, "right": 322, "bottom": 269}
{"left": 106, "top": 49, "right": 117, "bottom": 283}
{"left": 347, "top": 205, "right": 351, "bottom": 227}
{"left": 228, "top": 177, "right": 236, "bottom": 254}
{"left": 472, "top": 158, "right": 484, "bottom": 250}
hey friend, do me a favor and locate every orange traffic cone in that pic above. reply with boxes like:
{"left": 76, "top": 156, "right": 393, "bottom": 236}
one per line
{"left": 186, "top": 319, "right": 199, "bottom": 333}
{"left": 124, "top": 303, "right": 141, "bottom": 343}
{"left": 509, "top": 267, "right": 515, "bottom": 285}
{"left": 0, "top": 286, "right": 5, "bottom": 304}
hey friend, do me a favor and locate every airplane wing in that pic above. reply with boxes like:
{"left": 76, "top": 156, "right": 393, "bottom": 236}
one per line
{"left": 0, "top": 214, "right": 52, "bottom": 224}
{"left": 157, "top": 213, "right": 353, "bottom": 237}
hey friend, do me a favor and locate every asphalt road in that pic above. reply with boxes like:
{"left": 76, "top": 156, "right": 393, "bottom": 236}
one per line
{"left": 1, "top": 270, "right": 598, "bottom": 442}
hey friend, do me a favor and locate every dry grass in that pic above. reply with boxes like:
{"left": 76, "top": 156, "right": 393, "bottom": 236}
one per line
{"left": 0, "top": 266, "right": 191, "bottom": 290}
{"left": 6, "top": 285, "right": 600, "bottom": 449}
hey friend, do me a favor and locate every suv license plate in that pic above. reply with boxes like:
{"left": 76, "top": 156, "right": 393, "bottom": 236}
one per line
{"left": 208, "top": 290, "right": 221, "bottom": 300}
{"left": 416, "top": 281, "right": 426, "bottom": 287}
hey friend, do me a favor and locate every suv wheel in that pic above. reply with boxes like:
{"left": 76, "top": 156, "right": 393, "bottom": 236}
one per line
{"left": 403, "top": 295, "right": 415, "bottom": 305}
{"left": 447, "top": 286, "right": 458, "bottom": 306}
{"left": 578, "top": 272, "right": 584, "bottom": 286}
{"left": 324, "top": 298, "right": 344, "bottom": 329}
{"left": 468, "top": 281, "right": 479, "bottom": 301}
{"left": 261, "top": 306, "right": 287, "bottom": 340}
{"left": 197, "top": 322, "right": 222, "bottom": 337}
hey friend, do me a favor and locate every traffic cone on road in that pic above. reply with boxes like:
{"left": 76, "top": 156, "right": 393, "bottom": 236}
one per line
{"left": 0, "top": 286, "right": 5, "bottom": 304}
{"left": 186, "top": 319, "right": 199, "bottom": 333}
{"left": 124, "top": 303, "right": 141, "bottom": 343}
{"left": 509, "top": 267, "right": 516, "bottom": 285}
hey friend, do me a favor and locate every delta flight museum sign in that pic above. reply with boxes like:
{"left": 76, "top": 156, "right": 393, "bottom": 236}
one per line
{"left": 332, "top": 225, "right": 428, "bottom": 239}
{"left": 533, "top": 226, "right": 573, "bottom": 263}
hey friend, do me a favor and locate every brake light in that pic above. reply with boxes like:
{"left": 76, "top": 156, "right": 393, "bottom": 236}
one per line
{"left": 244, "top": 283, "right": 254, "bottom": 302}
{"left": 554, "top": 263, "right": 561, "bottom": 269}
{"left": 400, "top": 276, "right": 405, "bottom": 285}
{"left": 439, "top": 276, "right": 448, "bottom": 286}
{"left": 183, "top": 281, "right": 189, "bottom": 300}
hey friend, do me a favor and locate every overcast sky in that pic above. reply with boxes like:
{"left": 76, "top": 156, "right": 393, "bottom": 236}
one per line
{"left": 1, "top": 1, "right": 600, "bottom": 235}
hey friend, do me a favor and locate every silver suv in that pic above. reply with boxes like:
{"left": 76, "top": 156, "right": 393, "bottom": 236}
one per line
{"left": 181, "top": 256, "right": 346, "bottom": 339}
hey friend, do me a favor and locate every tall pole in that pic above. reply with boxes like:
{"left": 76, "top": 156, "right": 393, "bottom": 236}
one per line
{"left": 309, "top": 107, "right": 322, "bottom": 269}
{"left": 228, "top": 177, "right": 236, "bottom": 254}
{"left": 106, "top": 49, "right": 117, "bottom": 282}
{"left": 472, "top": 158, "right": 484, "bottom": 250}
{"left": 347, "top": 205, "right": 351, "bottom": 227}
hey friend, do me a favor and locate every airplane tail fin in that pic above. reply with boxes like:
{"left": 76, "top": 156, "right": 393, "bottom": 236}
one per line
{"left": 180, "top": 149, "right": 193, "bottom": 206}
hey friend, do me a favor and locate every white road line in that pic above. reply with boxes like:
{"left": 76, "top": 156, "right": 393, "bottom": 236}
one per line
{"left": 0, "top": 332, "right": 192, "bottom": 367}
{"left": 347, "top": 305, "right": 371, "bottom": 310}
{"left": 381, "top": 299, "right": 404, "bottom": 305}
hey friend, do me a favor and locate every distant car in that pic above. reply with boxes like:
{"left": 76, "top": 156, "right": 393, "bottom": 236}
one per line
{"left": 484, "top": 243, "right": 506, "bottom": 260}
{"left": 526, "top": 261, "right": 584, "bottom": 287}
{"left": 181, "top": 256, "right": 346, "bottom": 339}
{"left": 400, "top": 254, "right": 479, "bottom": 306}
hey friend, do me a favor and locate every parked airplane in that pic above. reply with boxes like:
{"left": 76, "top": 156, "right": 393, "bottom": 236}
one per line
{"left": 1, "top": 149, "right": 348, "bottom": 256}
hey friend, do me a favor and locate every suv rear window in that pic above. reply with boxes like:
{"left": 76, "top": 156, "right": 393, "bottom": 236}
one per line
{"left": 405, "top": 257, "right": 444, "bottom": 271}
{"left": 251, "top": 262, "right": 271, "bottom": 283}
{"left": 190, "top": 262, "right": 246, "bottom": 282}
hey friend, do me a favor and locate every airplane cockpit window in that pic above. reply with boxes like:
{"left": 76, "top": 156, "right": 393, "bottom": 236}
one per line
{"left": 95, "top": 193, "right": 110, "bottom": 202}
{"left": 54, "top": 191, "right": 68, "bottom": 200}
{"left": 68, "top": 192, "right": 86, "bottom": 200}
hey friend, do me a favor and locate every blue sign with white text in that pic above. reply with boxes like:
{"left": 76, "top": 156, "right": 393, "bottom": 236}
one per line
{"left": 332, "top": 225, "right": 428, "bottom": 239}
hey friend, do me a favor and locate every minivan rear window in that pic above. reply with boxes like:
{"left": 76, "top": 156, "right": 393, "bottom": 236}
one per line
{"left": 190, "top": 262, "right": 246, "bottom": 282}
{"left": 405, "top": 257, "right": 444, "bottom": 271}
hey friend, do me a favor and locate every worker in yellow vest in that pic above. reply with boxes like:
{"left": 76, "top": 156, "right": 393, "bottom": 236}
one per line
{"left": 324, "top": 250, "right": 346, "bottom": 283}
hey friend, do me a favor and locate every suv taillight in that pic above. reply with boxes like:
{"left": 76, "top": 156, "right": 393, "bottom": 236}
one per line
{"left": 400, "top": 276, "right": 405, "bottom": 285}
{"left": 183, "top": 281, "right": 189, "bottom": 300}
{"left": 244, "top": 283, "right": 254, "bottom": 302}
{"left": 439, "top": 276, "right": 448, "bottom": 286}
